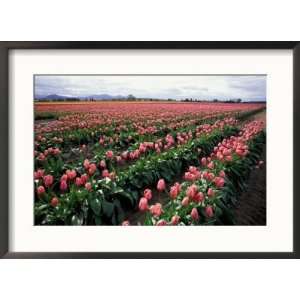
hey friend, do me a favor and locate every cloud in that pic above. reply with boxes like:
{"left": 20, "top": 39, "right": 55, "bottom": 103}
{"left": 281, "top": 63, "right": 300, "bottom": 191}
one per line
{"left": 34, "top": 75, "right": 266, "bottom": 101}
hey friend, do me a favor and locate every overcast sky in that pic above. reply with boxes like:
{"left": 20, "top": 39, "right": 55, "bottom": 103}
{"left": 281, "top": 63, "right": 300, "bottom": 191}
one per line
{"left": 34, "top": 75, "right": 266, "bottom": 101}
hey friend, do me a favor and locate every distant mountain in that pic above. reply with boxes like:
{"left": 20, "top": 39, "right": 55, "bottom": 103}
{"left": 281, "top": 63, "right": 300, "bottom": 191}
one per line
{"left": 35, "top": 94, "right": 127, "bottom": 100}
{"left": 36, "top": 94, "right": 69, "bottom": 100}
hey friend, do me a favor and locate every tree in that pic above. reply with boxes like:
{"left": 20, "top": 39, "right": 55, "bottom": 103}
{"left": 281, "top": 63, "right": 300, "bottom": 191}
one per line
{"left": 127, "top": 94, "right": 136, "bottom": 100}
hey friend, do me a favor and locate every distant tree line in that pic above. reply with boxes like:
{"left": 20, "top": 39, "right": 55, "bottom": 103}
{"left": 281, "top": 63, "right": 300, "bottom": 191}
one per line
{"left": 182, "top": 98, "right": 242, "bottom": 103}
{"left": 34, "top": 95, "right": 265, "bottom": 103}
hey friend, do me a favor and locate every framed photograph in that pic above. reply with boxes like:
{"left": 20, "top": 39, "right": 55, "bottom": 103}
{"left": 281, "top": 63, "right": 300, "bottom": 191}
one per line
{"left": 0, "top": 42, "right": 298, "bottom": 258}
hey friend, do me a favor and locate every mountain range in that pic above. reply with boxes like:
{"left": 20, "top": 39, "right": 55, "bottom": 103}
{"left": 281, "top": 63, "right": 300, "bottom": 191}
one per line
{"left": 35, "top": 94, "right": 127, "bottom": 100}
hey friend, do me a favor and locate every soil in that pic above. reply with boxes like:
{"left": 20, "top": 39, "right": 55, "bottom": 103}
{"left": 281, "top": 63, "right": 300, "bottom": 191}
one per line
{"left": 233, "top": 109, "right": 266, "bottom": 225}
{"left": 233, "top": 145, "right": 266, "bottom": 225}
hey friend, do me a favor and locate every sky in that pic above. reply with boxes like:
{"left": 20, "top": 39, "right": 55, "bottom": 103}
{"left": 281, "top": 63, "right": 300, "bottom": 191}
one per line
{"left": 34, "top": 75, "right": 266, "bottom": 101}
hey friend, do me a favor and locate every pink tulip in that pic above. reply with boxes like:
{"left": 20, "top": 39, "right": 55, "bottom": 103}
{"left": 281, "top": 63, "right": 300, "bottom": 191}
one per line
{"left": 81, "top": 174, "right": 88, "bottom": 184}
{"left": 83, "top": 159, "right": 90, "bottom": 170}
{"left": 207, "top": 161, "right": 214, "bottom": 169}
{"left": 143, "top": 189, "right": 152, "bottom": 201}
{"left": 66, "top": 169, "right": 77, "bottom": 180}
{"left": 191, "top": 208, "right": 199, "bottom": 222}
{"left": 99, "top": 160, "right": 106, "bottom": 169}
{"left": 150, "top": 203, "right": 163, "bottom": 217}
{"left": 60, "top": 180, "right": 68, "bottom": 192}
{"left": 219, "top": 170, "right": 226, "bottom": 178}
{"left": 37, "top": 185, "right": 45, "bottom": 196}
{"left": 139, "top": 197, "right": 149, "bottom": 212}
{"left": 193, "top": 191, "right": 204, "bottom": 203}
{"left": 171, "top": 215, "right": 180, "bottom": 225}
{"left": 61, "top": 174, "right": 68, "bottom": 181}
{"left": 214, "top": 177, "right": 225, "bottom": 188}
{"left": 156, "top": 219, "right": 167, "bottom": 226}
{"left": 170, "top": 186, "right": 179, "bottom": 199}
{"left": 43, "top": 175, "right": 53, "bottom": 187}
{"left": 75, "top": 177, "right": 82, "bottom": 187}
{"left": 186, "top": 184, "right": 197, "bottom": 199}
{"left": 205, "top": 205, "right": 214, "bottom": 218}
{"left": 51, "top": 197, "right": 59, "bottom": 207}
{"left": 88, "top": 163, "right": 97, "bottom": 176}
{"left": 174, "top": 182, "right": 181, "bottom": 192}
{"left": 122, "top": 220, "right": 130, "bottom": 226}
{"left": 34, "top": 169, "right": 45, "bottom": 180}
{"left": 85, "top": 182, "right": 92, "bottom": 191}
{"left": 157, "top": 179, "right": 166, "bottom": 191}
{"left": 106, "top": 150, "right": 114, "bottom": 159}
{"left": 102, "top": 169, "right": 110, "bottom": 178}
{"left": 181, "top": 196, "right": 189, "bottom": 207}
{"left": 207, "top": 188, "right": 215, "bottom": 197}
{"left": 207, "top": 172, "right": 215, "bottom": 181}
{"left": 201, "top": 157, "right": 207, "bottom": 166}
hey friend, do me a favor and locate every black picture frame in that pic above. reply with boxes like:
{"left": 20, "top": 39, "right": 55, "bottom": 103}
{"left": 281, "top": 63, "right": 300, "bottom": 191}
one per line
{"left": 0, "top": 41, "right": 299, "bottom": 259}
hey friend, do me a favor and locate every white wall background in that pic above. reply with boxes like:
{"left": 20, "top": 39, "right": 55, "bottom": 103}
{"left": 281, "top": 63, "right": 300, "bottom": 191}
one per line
{"left": 1, "top": 0, "right": 300, "bottom": 299}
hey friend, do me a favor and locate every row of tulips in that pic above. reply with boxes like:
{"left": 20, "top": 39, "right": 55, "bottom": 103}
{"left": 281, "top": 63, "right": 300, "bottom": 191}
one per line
{"left": 34, "top": 117, "right": 238, "bottom": 195}
{"left": 34, "top": 106, "right": 264, "bottom": 165}
{"left": 34, "top": 111, "right": 233, "bottom": 169}
{"left": 34, "top": 122, "right": 240, "bottom": 224}
{"left": 131, "top": 120, "right": 265, "bottom": 225}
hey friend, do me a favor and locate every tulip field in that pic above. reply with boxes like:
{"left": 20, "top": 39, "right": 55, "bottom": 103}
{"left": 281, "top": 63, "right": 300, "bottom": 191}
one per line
{"left": 34, "top": 101, "right": 266, "bottom": 225}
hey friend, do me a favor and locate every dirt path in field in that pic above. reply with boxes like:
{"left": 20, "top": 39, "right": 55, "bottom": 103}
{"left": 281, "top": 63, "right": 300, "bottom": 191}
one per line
{"left": 233, "top": 145, "right": 266, "bottom": 225}
{"left": 234, "top": 109, "right": 266, "bottom": 225}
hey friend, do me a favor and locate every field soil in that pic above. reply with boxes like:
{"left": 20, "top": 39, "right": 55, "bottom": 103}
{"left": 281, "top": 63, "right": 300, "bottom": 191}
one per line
{"left": 233, "top": 145, "right": 266, "bottom": 225}
{"left": 234, "top": 109, "right": 266, "bottom": 225}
